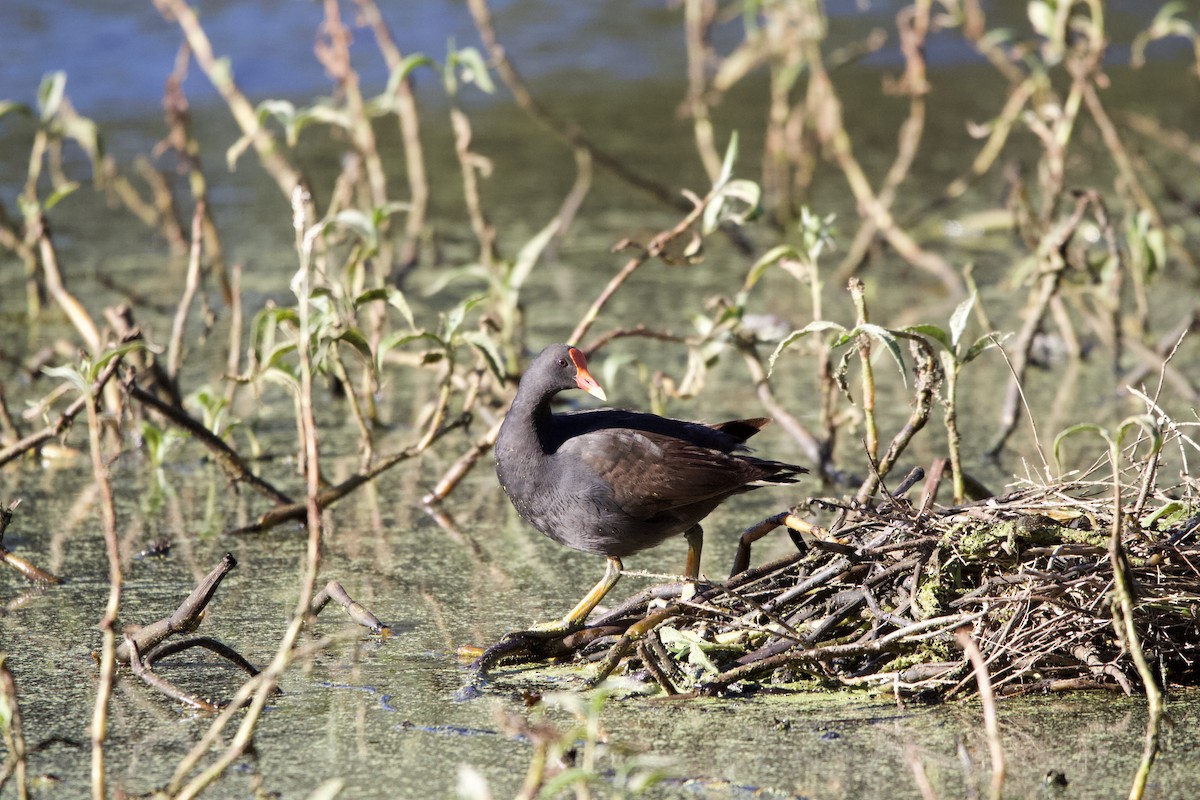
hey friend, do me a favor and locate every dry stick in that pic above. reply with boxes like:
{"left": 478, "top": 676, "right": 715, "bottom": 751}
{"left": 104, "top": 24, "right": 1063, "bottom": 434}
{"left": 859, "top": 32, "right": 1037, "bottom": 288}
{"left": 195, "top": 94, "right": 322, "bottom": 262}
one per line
{"left": 955, "top": 626, "right": 1006, "bottom": 800}
{"left": 849, "top": 279, "right": 879, "bottom": 462}
{"left": 835, "top": 1, "right": 930, "bottom": 282}
{"left": 0, "top": 386, "right": 20, "bottom": 445}
{"left": 583, "top": 326, "right": 684, "bottom": 355}
{"left": 153, "top": 0, "right": 305, "bottom": 201}
{"left": 124, "top": 379, "right": 293, "bottom": 506}
{"left": 28, "top": 210, "right": 102, "bottom": 354}
{"left": 987, "top": 192, "right": 1093, "bottom": 460}
{"left": 311, "top": 580, "right": 388, "bottom": 633}
{"left": 854, "top": 337, "right": 939, "bottom": 505}
{"left": 143, "top": 637, "right": 262, "bottom": 679}
{"left": 0, "top": 203, "right": 42, "bottom": 318}
{"left": 464, "top": 0, "right": 686, "bottom": 213}
{"left": 638, "top": 639, "right": 679, "bottom": 696}
{"left": 683, "top": 0, "right": 722, "bottom": 182}
{"left": 736, "top": 339, "right": 825, "bottom": 472}
{"left": 171, "top": 187, "right": 324, "bottom": 800}
{"left": 315, "top": 0, "right": 395, "bottom": 386}
{"left": 125, "top": 635, "right": 219, "bottom": 712}
{"left": 1077, "top": 70, "right": 1197, "bottom": 275}
{"left": 162, "top": 44, "right": 231, "bottom": 303}
{"left": 167, "top": 202, "right": 205, "bottom": 384}
{"left": 905, "top": 743, "right": 940, "bottom": 800}
{"left": 0, "top": 501, "right": 62, "bottom": 584}
{"left": 103, "top": 156, "right": 183, "bottom": 250}
{"left": 450, "top": 108, "right": 497, "bottom": 270}
{"left": 707, "top": 612, "right": 982, "bottom": 689}
{"left": 546, "top": 145, "right": 593, "bottom": 260}
{"left": 0, "top": 655, "right": 29, "bottom": 800}
{"left": 570, "top": 191, "right": 715, "bottom": 348}
{"left": 352, "top": 0, "right": 429, "bottom": 272}
{"left": 115, "top": 553, "right": 238, "bottom": 663}
{"left": 165, "top": 632, "right": 351, "bottom": 797}
{"left": 134, "top": 157, "right": 188, "bottom": 254}
{"left": 937, "top": 80, "right": 1036, "bottom": 206}
{"left": 1120, "top": 312, "right": 1200, "bottom": 400}
{"left": 223, "top": 263, "right": 243, "bottom": 406}
{"left": 327, "top": 348, "right": 375, "bottom": 470}
{"left": 241, "top": 414, "right": 468, "bottom": 534}
{"left": 316, "top": 0, "right": 387, "bottom": 211}
{"left": 85, "top": 369, "right": 121, "bottom": 800}
{"left": 797, "top": 25, "right": 960, "bottom": 293}
{"left": 1109, "top": 480, "right": 1164, "bottom": 800}
{"left": 421, "top": 418, "right": 503, "bottom": 506}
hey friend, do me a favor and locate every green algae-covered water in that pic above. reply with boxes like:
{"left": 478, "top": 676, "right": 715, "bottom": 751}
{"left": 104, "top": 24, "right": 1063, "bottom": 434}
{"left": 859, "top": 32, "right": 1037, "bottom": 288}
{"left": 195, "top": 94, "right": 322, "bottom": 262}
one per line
{"left": 3, "top": 2, "right": 1200, "bottom": 798}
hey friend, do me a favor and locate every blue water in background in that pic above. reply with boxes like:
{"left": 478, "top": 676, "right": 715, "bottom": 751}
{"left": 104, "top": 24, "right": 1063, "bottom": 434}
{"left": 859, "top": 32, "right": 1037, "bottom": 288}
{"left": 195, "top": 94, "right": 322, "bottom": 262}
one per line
{"left": 0, "top": 1, "right": 1180, "bottom": 123}
{"left": 0, "top": 0, "right": 683, "bottom": 120}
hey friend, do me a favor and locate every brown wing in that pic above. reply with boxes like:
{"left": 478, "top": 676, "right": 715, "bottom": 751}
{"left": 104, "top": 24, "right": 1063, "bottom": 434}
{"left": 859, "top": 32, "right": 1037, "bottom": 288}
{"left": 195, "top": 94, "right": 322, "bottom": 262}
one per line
{"left": 558, "top": 428, "right": 761, "bottom": 519}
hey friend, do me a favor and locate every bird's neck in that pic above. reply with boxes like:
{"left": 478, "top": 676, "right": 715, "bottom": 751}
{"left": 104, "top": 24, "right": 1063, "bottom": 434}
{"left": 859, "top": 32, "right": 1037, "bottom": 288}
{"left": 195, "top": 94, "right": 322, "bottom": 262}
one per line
{"left": 503, "top": 388, "right": 558, "bottom": 456}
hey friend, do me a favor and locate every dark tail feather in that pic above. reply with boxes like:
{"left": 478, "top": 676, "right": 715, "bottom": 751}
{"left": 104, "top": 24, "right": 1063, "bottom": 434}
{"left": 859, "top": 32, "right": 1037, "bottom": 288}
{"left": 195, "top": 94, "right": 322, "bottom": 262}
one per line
{"left": 747, "top": 457, "right": 807, "bottom": 486}
{"left": 711, "top": 417, "right": 771, "bottom": 443}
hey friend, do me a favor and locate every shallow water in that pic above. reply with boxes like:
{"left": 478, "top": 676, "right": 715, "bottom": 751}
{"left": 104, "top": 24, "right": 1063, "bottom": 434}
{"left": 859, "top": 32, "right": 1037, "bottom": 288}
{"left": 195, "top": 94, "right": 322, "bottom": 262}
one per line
{"left": 3, "top": 2, "right": 1200, "bottom": 799}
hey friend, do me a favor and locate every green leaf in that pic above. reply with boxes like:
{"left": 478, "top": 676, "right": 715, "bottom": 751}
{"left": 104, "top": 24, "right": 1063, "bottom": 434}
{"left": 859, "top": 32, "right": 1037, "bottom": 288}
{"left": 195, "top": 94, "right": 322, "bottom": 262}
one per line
{"left": 703, "top": 177, "right": 761, "bottom": 235}
{"left": 336, "top": 329, "right": 374, "bottom": 366}
{"left": 43, "top": 181, "right": 80, "bottom": 210}
{"left": 0, "top": 101, "right": 33, "bottom": 122}
{"left": 461, "top": 330, "right": 506, "bottom": 381}
{"left": 445, "top": 44, "right": 495, "bottom": 95}
{"left": 42, "top": 364, "right": 89, "bottom": 395}
{"left": 387, "top": 288, "right": 416, "bottom": 330}
{"left": 388, "top": 54, "right": 436, "bottom": 96}
{"left": 265, "top": 342, "right": 299, "bottom": 374}
{"left": 324, "top": 209, "right": 378, "bottom": 252}
{"left": 1052, "top": 423, "right": 1110, "bottom": 471}
{"left": 743, "top": 244, "right": 801, "bottom": 293}
{"left": 853, "top": 323, "right": 907, "bottom": 383}
{"left": 37, "top": 71, "right": 67, "bottom": 122}
{"left": 904, "top": 323, "right": 951, "bottom": 352}
{"left": 797, "top": 206, "right": 837, "bottom": 261}
{"left": 767, "top": 320, "right": 847, "bottom": 376}
{"left": 63, "top": 113, "right": 104, "bottom": 173}
{"left": 371, "top": 201, "right": 411, "bottom": 227}
{"left": 962, "top": 332, "right": 1007, "bottom": 364}
{"left": 508, "top": 217, "right": 561, "bottom": 293}
{"left": 226, "top": 133, "right": 254, "bottom": 171}
{"left": 90, "top": 341, "right": 146, "bottom": 381}
{"left": 715, "top": 130, "right": 739, "bottom": 190}
{"left": 948, "top": 292, "right": 976, "bottom": 349}
{"left": 353, "top": 287, "right": 390, "bottom": 308}
{"left": 297, "top": 100, "right": 352, "bottom": 133}
{"left": 443, "top": 296, "right": 486, "bottom": 340}
{"left": 600, "top": 352, "right": 638, "bottom": 389}
{"left": 1027, "top": 1, "right": 1055, "bottom": 39}
{"left": 375, "top": 330, "right": 442, "bottom": 372}
{"left": 1116, "top": 414, "right": 1163, "bottom": 456}
{"left": 422, "top": 263, "right": 491, "bottom": 296}
{"left": 257, "top": 99, "right": 296, "bottom": 124}
{"left": 540, "top": 768, "right": 604, "bottom": 795}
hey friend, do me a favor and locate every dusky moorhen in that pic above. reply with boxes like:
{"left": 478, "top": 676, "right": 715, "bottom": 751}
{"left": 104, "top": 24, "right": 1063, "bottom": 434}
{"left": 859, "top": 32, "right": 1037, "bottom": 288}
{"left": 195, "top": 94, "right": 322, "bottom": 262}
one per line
{"left": 495, "top": 343, "right": 806, "bottom": 631}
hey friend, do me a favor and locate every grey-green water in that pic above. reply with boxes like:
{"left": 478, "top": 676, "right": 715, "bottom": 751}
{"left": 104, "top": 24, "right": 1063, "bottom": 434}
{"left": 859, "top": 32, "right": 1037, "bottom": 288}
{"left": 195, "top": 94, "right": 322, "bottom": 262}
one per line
{"left": 5, "top": 2, "right": 1200, "bottom": 799}
{"left": 8, "top": 454, "right": 1200, "bottom": 799}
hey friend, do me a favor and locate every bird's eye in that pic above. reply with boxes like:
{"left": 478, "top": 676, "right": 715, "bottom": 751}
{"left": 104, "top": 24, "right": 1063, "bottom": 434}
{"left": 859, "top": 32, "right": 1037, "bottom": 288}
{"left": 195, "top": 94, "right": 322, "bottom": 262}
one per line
{"left": 557, "top": 358, "right": 568, "bottom": 368}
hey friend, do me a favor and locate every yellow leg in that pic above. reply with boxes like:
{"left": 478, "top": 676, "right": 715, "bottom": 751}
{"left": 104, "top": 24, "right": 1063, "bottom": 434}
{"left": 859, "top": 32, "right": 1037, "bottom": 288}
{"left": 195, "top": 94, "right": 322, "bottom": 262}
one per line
{"left": 533, "top": 556, "right": 623, "bottom": 632}
{"left": 683, "top": 525, "right": 703, "bottom": 580}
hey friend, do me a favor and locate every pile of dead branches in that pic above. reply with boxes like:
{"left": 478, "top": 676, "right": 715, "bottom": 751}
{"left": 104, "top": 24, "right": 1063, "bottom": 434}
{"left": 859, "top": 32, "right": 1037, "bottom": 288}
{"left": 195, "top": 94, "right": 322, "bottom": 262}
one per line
{"left": 474, "top": 479, "right": 1200, "bottom": 700}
